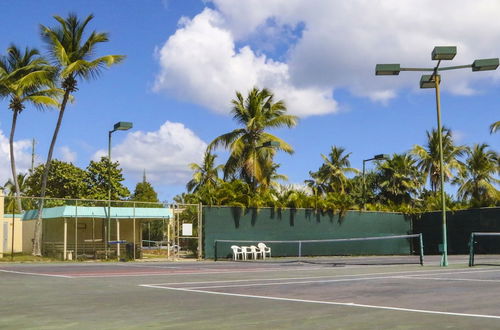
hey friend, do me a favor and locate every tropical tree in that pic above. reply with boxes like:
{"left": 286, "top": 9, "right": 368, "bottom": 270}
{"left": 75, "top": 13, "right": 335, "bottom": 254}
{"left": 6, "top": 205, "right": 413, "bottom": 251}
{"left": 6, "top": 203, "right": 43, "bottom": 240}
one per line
{"left": 491, "top": 121, "right": 500, "bottom": 134}
{"left": 186, "top": 150, "right": 223, "bottom": 193}
{"left": 411, "top": 127, "right": 465, "bottom": 191}
{"left": 131, "top": 177, "right": 160, "bottom": 206}
{"left": 3, "top": 173, "right": 31, "bottom": 213}
{"left": 376, "top": 153, "right": 423, "bottom": 205}
{"left": 259, "top": 161, "right": 288, "bottom": 191}
{"left": 33, "top": 13, "right": 125, "bottom": 255}
{"left": 454, "top": 144, "right": 499, "bottom": 207}
{"left": 26, "top": 160, "right": 88, "bottom": 204}
{"left": 85, "top": 157, "right": 130, "bottom": 201}
{"left": 309, "top": 146, "right": 359, "bottom": 194}
{"left": 130, "top": 176, "right": 163, "bottom": 242}
{"left": 208, "top": 87, "right": 297, "bottom": 190}
{"left": 0, "top": 45, "right": 58, "bottom": 212}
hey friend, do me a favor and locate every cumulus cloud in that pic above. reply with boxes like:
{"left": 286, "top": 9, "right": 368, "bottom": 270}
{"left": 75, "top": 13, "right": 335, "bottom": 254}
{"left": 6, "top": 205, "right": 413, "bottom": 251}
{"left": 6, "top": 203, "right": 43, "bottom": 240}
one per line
{"left": 154, "top": 0, "right": 500, "bottom": 115}
{"left": 93, "top": 121, "right": 207, "bottom": 186}
{"left": 154, "top": 8, "right": 337, "bottom": 117}
{"left": 58, "top": 146, "right": 77, "bottom": 163}
{"left": 0, "top": 130, "right": 32, "bottom": 185}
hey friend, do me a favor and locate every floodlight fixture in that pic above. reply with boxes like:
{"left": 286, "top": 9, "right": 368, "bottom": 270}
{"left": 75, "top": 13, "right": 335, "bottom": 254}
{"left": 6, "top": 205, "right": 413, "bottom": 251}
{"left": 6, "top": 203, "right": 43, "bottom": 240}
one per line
{"left": 113, "top": 121, "right": 133, "bottom": 131}
{"left": 420, "top": 74, "right": 441, "bottom": 89}
{"left": 432, "top": 46, "right": 457, "bottom": 60}
{"left": 472, "top": 58, "right": 499, "bottom": 72}
{"left": 375, "top": 64, "right": 401, "bottom": 75}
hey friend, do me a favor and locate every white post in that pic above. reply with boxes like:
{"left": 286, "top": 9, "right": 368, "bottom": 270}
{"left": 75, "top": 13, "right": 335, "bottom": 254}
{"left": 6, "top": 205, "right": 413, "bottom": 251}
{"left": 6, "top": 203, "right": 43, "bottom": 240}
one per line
{"left": 116, "top": 219, "right": 120, "bottom": 258}
{"left": 63, "top": 218, "right": 68, "bottom": 260}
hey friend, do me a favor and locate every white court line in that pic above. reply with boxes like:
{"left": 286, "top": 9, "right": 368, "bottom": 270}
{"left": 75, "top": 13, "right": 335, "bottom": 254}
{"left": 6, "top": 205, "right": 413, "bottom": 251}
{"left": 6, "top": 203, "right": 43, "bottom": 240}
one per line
{"left": 396, "top": 276, "right": 500, "bottom": 283}
{"left": 146, "top": 267, "right": 500, "bottom": 286}
{"left": 140, "top": 284, "right": 500, "bottom": 320}
{"left": 184, "top": 275, "right": 410, "bottom": 290}
{"left": 71, "top": 266, "right": 327, "bottom": 278}
{"left": 0, "top": 269, "right": 73, "bottom": 278}
{"left": 167, "top": 269, "right": 500, "bottom": 289}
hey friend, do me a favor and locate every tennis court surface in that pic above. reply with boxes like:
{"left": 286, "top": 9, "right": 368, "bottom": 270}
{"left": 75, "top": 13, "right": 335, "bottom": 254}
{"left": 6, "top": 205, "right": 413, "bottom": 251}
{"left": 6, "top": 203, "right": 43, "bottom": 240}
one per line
{"left": 1, "top": 256, "right": 500, "bottom": 329}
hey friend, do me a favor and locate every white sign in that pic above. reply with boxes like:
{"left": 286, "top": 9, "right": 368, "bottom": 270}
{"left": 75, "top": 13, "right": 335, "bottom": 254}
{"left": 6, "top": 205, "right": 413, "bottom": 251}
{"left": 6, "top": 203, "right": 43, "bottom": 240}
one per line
{"left": 182, "top": 223, "right": 193, "bottom": 236}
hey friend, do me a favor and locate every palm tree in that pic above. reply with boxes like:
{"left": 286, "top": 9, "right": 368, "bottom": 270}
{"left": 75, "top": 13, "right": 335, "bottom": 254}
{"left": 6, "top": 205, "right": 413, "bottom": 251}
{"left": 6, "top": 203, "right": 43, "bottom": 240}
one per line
{"left": 454, "top": 144, "right": 499, "bottom": 207}
{"left": 259, "top": 161, "right": 288, "bottom": 191}
{"left": 186, "top": 150, "right": 223, "bottom": 193}
{"left": 490, "top": 121, "right": 499, "bottom": 134}
{"left": 208, "top": 87, "right": 297, "bottom": 190}
{"left": 311, "top": 146, "right": 359, "bottom": 194}
{"left": 33, "top": 13, "right": 125, "bottom": 255}
{"left": 3, "top": 173, "right": 31, "bottom": 213}
{"left": 411, "top": 127, "right": 465, "bottom": 191}
{"left": 0, "top": 45, "right": 58, "bottom": 213}
{"left": 376, "top": 153, "right": 423, "bottom": 205}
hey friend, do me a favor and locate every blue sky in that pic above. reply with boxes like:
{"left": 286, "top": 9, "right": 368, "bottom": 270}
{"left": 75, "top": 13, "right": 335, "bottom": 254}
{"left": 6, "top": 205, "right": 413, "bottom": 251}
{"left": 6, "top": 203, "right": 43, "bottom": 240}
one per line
{"left": 0, "top": 0, "right": 498, "bottom": 202}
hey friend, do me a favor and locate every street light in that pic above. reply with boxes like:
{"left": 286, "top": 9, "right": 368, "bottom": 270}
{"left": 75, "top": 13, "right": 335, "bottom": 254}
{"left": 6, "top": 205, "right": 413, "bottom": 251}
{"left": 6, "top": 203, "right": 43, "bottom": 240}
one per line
{"left": 362, "top": 154, "right": 389, "bottom": 209}
{"left": 107, "top": 121, "right": 133, "bottom": 258}
{"left": 376, "top": 46, "right": 498, "bottom": 266}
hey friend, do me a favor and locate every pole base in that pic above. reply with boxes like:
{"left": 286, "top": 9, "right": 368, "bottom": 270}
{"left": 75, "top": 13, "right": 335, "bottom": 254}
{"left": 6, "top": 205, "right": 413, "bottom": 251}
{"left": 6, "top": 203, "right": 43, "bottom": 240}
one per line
{"left": 440, "top": 253, "right": 448, "bottom": 267}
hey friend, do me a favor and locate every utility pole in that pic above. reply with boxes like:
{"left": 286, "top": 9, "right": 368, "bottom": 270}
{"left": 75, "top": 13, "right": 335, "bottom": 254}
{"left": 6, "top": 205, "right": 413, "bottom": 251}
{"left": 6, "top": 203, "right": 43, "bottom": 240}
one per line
{"left": 31, "top": 138, "right": 36, "bottom": 173}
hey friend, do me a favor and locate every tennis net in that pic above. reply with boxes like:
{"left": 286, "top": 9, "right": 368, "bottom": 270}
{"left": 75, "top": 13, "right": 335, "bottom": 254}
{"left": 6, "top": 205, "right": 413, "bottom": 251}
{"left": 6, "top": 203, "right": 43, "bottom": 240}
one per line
{"left": 214, "top": 233, "right": 424, "bottom": 265}
{"left": 468, "top": 232, "right": 500, "bottom": 266}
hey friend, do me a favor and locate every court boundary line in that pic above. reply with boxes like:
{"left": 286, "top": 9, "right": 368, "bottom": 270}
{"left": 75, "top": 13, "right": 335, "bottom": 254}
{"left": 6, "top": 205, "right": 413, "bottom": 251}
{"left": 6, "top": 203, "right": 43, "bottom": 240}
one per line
{"left": 0, "top": 269, "right": 73, "bottom": 278}
{"left": 140, "top": 283, "right": 500, "bottom": 320}
{"left": 145, "top": 267, "right": 500, "bottom": 286}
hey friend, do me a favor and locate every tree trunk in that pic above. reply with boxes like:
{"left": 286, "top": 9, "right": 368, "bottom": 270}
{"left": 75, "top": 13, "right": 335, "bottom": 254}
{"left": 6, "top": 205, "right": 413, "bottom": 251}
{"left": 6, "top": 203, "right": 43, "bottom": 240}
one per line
{"left": 9, "top": 110, "right": 23, "bottom": 213}
{"left": 32, "top": 90, "right": 71, "bottom": 256}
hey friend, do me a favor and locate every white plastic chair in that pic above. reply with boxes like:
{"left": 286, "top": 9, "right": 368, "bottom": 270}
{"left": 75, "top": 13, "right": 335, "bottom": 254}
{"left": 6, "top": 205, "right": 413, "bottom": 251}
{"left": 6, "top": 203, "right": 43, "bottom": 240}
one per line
{"left": 258, "top": 242, "right": 271, "bottom": 259}
{"left": 231, "top": 245, "right": 244, "bottom": 260}
{"left": 250, "top": 245, "right": 263, "bottom": 259}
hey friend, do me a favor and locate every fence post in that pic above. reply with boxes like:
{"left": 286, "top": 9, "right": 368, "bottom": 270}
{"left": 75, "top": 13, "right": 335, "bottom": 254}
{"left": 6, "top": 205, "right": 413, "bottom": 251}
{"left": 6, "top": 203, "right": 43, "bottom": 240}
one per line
{"left": 419, "top": 233, "right": 424, "bottom": 266}
{"left": 468, "top": 233, "right": 475, "bottom": 267}
{"left": 198, "top": 203, "right": 203, "bottom": 260}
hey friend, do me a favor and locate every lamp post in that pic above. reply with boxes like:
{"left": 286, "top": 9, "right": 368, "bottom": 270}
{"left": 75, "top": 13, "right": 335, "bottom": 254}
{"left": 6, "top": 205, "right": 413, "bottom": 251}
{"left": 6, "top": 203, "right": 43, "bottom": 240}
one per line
{"left": 376, "top": 47, "right": 499, "bottom": 266}
{"left": 362, "top": 154, "right": 389, "bottom": 209}
{"left": 107, "top": 121, "right": 133, "bottom": 259}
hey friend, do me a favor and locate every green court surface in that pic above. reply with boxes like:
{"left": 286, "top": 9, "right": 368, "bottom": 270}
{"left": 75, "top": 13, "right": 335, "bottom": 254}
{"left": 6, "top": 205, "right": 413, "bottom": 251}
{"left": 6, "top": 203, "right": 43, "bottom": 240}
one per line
{"left": 1, "top": 256, "right": 500, "bottom": 329}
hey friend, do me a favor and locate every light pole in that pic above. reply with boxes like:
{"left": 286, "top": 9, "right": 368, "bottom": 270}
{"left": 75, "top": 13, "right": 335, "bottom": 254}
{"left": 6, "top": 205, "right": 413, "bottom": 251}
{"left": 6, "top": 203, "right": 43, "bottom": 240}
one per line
{"left": 362, "top": 154, "right": 389, "bottom": 209}
{"left": 107, "top": 121, "right": 132, "bottom": 259}
{"left": 376, "top": 47, "right": 499, "bottom": 266}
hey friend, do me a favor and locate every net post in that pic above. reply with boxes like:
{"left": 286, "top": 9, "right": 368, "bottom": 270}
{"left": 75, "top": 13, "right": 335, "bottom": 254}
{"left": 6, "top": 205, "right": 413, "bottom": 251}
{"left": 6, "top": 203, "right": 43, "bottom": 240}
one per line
{"left": 468, "top": 233, "right": 474, "bottom": 267}
{"left": 214, "top": 240, "right": 218, "bottom": 262}
{"left": 419, "top": 233, "right": 424, "bottom": 266}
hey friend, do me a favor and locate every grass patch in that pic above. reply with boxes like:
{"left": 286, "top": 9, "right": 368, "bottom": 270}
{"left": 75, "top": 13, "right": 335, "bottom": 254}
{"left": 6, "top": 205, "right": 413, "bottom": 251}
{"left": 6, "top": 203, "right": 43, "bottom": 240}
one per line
{"left": 0, "top": 253, "right": 59, "bottom": 263}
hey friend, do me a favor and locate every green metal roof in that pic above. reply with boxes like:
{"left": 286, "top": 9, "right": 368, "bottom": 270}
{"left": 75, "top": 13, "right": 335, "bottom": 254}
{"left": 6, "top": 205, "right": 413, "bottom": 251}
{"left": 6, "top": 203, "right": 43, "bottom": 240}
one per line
{"left": 22, "top": 206, "right": 173, "bottom": 220}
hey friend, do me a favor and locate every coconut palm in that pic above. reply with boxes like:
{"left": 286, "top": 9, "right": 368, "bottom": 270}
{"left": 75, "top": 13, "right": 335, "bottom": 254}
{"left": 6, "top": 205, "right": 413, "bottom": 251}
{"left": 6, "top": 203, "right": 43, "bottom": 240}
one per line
{"left": 376, "top": 153, "right": 423, "bottom": 205}
{"left": 186, "top": 150, "right": 223, "bottom": 193}
{"left": 454, "top": 144, "right": 499, "bottom": 207}
{"left": 491, "top": 121, "right": 500, "bottom": 134}
{"left": 311, "top": 146, "right": 359, "bottom": 194}
{"left": 208, "top": 87, "right": 297, "bottom": 190}
{"left": 3, "top": 172, "right": 30, "bottom": 213}
{"left": 0, "top": 45, "right": 58, "bottom": 213}
{"left": 259, "top": 161, "right": 288, "bottom": 191}
{"left": 411, "top": 127, "right": 465, "bottom": 191}
{"left": 33, "top": 13, "right": 125, "bottom": 255}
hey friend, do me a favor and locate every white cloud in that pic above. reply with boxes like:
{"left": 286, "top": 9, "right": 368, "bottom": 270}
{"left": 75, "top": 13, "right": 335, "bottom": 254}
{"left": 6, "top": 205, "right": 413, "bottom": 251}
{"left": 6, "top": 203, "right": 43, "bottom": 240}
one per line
{"left": 154, "top": 8, "right": 337, "bottom": 117}
{"left": 0, "top": 130, "right": 32, "bottom": 186}
{"left": 154, "top": 1, "right": 500, "bottom": 115}
{"left": 93, "top": 121, "right": 207, "bottom": 186}
{"left": 58, "top": 146, "right": 77, "bottom": 163}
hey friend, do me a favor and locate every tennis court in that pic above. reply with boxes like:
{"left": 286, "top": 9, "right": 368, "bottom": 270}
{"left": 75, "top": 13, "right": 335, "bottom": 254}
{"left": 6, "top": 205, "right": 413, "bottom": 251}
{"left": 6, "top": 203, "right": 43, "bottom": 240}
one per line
{"left": 1, "top": 256, "right": 500, "bottom": 329}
